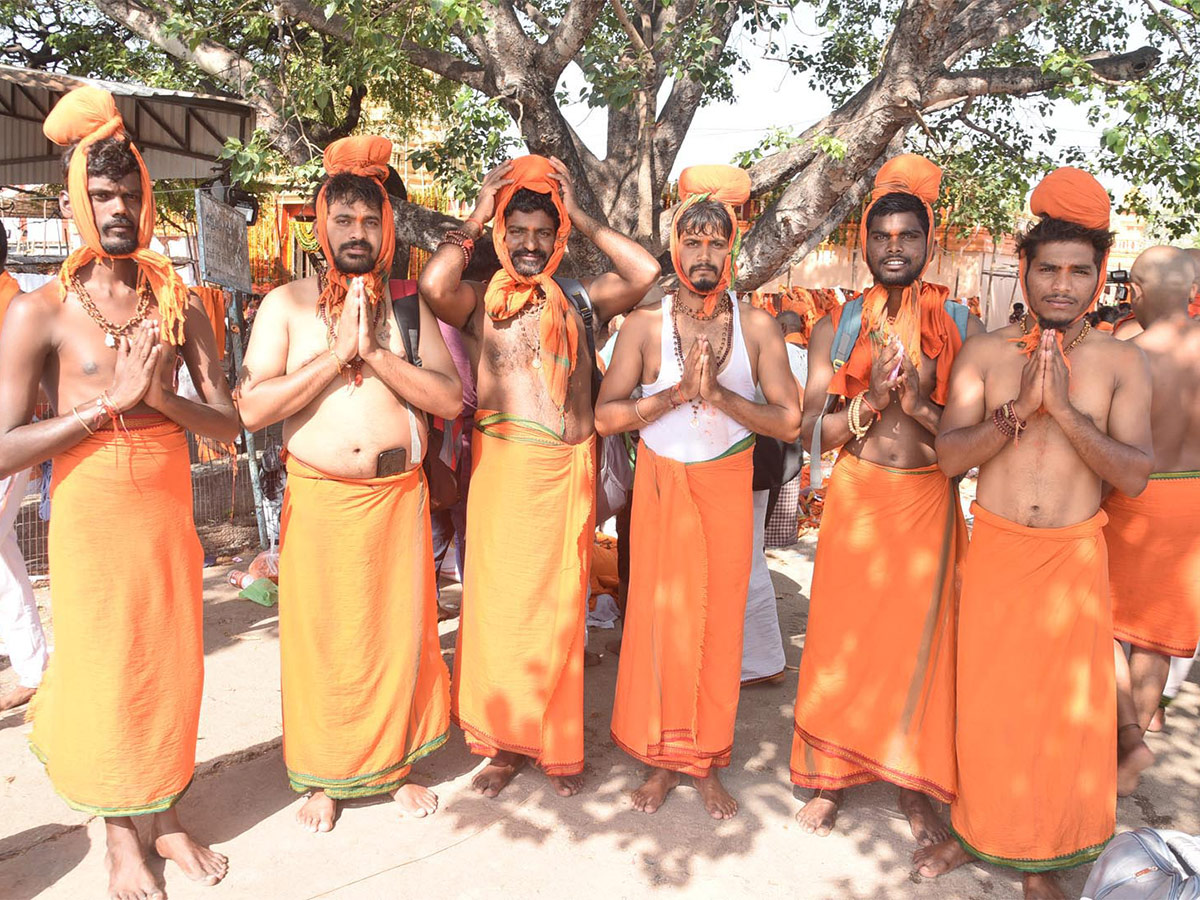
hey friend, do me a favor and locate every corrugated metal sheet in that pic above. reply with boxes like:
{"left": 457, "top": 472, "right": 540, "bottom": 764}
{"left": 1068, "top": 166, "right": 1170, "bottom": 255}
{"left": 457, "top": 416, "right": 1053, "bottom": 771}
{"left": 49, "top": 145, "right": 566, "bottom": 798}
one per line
{"left": 0, "top": 64, "right": 257, "bottom": 185}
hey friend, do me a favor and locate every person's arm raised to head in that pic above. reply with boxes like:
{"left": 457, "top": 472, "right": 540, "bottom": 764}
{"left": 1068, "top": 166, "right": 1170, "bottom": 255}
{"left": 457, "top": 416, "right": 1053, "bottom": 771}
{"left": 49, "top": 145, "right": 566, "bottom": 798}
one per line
{"left": 147, "top": 292, "right": 239, "bottom": 443}
{"left": 235, "top": 283, "right": 354, "bottom": 433}
{"left": 547, "top": 158, "right": 660, "bottom": 322}
{"left": 702, "top": 307, "right": 801, "bottom": 442}
{"left": 595, "top": 308, "right": 689, "bottom": 436}
{"left": 362, "top": 291, "right": 463, "bottom": 420}
{"left": 0, "top": 289, "right": 155, "bottom": 476}
{"left": 418, "top": 162, "right": 513, "bottom": 330}
{"left": 934, "top": 335, "right": 1017, "bottom": 476}
{"left": 1041, "top": 332, "right": 1153, "bottom": 497}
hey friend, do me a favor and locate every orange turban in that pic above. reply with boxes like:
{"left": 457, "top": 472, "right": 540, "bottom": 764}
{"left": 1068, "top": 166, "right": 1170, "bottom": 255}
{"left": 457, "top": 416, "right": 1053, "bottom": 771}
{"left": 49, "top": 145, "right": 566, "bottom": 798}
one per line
{"left": 1015, "top": 167, "right": 1112, "bottom": 356}
{"left": 43, "top": 86, "right": 187, "bottom": 345}
{"left": 670, "top": 165, "right": 751, "bottom": 315}
{"left": 315, "top": 135, "right": 396, "bottom": 317}
{"left": 829, "top": 154, "right": 961, "bottom": 403}
{"left": 484, "top": 155, "right": 577, "bottom": 415}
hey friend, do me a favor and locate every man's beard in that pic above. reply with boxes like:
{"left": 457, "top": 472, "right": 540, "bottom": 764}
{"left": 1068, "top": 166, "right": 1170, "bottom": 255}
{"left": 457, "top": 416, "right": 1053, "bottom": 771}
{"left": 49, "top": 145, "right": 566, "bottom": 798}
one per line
{"left": 688, "top": 265, "right": 720, "bottom": 293}
{"left": 334, "top": 241, "right": 378, "bottom": 275}
{"left": 98, "top": 218, "right": 138, "bottom": 256}
{"left": 511, "top": 250, "right": 548, "bottom": 276}
{"left": 869, "top": 256, "right": 922, "bottom": 287}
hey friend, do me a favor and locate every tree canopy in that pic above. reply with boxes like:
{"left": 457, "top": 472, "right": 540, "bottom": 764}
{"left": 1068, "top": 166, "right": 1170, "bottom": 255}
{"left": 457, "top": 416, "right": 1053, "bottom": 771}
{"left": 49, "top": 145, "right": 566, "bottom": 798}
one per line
{"left": 3, "top": 0, "right": 1197, "bottom": 286}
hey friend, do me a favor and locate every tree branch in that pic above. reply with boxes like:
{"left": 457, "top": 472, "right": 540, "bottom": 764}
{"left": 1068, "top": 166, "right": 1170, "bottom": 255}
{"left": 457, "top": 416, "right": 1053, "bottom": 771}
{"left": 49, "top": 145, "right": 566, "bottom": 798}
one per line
{"left": 515, "top": 0, "right": 554, "bottom": 34}
{"left": 536, "top": 0, "right": 606, "bottom": 73}
{"left": 942, "top": 2, "right": 1040, "bottom": 67}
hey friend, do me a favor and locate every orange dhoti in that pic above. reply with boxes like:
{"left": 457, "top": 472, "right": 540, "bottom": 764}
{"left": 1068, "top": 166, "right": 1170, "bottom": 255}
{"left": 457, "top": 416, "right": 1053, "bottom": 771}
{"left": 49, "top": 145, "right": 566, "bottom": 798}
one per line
{"left": 279, "top": 457, "right": 450, "bottom": 798}
{"left": 1103, "top": 473, "right": 1200, "bottom": 657}
{"left": 790, "top": 454, "right": 962, "bottom": 801}
{"left": 610, "top": 439, "right": 754, "bottom": 777}
{"left": 30, "top": 422, "right": 203, "bottom": 815}
{"left": 452, "top": 412, "right": 595, "bottom": 775}
{"left": 952, "top": 503, "right": 1114, "bottom": 871}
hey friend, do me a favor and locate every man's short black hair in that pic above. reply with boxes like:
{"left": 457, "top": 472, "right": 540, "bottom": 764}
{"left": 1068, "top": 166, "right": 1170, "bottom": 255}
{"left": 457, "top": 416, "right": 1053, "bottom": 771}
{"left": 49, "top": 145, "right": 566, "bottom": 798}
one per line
{"left": 865, "top": 191, "right": 930, "bottom": 238}
{"left": 317, "top": 173, "right": 384, "bottom": 213}
{"left": 675, "top": 199, "right": 733, "bottom": 242}
{"left": 777, "top": 310, "right": 804, "bottom": 335}
{"left": 504, "top": 187, "right": 560, "bottom": 230}
{"left": 61, "top": 136, "right": 140, "bottom": 183}
{"left": 1015, "top": 215, "right": 1114, "bottom": 270}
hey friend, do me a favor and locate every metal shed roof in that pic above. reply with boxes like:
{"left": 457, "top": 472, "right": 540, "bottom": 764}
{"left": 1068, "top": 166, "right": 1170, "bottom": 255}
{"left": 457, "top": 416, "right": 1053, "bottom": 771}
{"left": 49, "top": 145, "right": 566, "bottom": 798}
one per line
{"left": 0, "top": 64, "right": 256, "bottom": 186}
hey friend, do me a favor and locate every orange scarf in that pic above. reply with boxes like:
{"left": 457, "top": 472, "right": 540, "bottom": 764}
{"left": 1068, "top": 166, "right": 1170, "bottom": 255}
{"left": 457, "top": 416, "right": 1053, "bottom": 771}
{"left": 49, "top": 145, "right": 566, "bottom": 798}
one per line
{"left": 828, "top": 154, "right": 962, "bottom": 405}
{"left": 42, "top": 86, "right": 188, "bottom": 346}
{"left": 669, "top": 165, "right": 751, "bottom": 315}
{"left": 483, "top": 155, "right": 577, "bottom": 410}
{"left": 1014, "top": 167, "right": 1111, "bottom": 357}
{"left": 314, "top": 135, "right": 396, "bottom": 318}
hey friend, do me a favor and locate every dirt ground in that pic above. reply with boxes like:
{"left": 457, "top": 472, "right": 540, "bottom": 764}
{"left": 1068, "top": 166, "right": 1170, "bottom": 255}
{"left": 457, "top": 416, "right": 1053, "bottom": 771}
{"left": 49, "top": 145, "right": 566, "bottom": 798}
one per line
{"left": 1, "top": 536, "right": 1197, "bottom": 899}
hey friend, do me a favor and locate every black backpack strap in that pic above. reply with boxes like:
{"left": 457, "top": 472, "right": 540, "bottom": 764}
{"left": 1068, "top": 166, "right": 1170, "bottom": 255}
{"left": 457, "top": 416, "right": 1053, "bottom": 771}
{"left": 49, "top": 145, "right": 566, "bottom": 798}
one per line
{"left": 553, "top": 276, "right": 596, "bottom": 361}
{"left": 389, "top": 279, "right": 422, "bottom": 368}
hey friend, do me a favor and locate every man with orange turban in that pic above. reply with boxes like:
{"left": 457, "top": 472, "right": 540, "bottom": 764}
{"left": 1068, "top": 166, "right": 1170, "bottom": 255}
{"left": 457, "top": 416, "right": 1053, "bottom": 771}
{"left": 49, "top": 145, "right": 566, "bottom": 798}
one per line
{"left": 917, "top": 168, "right": 1153, "bottom": 899}
{"left": 596, "top": 164, "right": 800, "bottom": 819}
{"left": 789, "top": 154, "right": 981, "bottom": 845}
{"left": 0, "top": 85, "right": 238, "bottom": 898}
{"left": 1102, "top": 245, "right": 1200, "bottom": 796}
{"left": 238, "top": 135, "right": 463, "bottom": 833}
{"left": 420, "top": 155, "right": 658, "bottom": 798}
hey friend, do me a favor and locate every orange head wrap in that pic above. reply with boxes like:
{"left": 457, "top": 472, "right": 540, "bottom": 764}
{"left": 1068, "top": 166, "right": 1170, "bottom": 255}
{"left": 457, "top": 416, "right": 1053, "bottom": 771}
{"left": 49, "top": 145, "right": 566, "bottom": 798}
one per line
{"left": 670, "top": 165, "right": 751, "bottom": 315}
{"left": 315, "top": 135, "right": 396, "bottom": 317}
{"left": 1015, "top": 167, "right": 1112, "bottom": 355}
{"left": 483, "top": 155, "right": 577, "bottom": 416}
{"left": 828, "top": 154, "right": 963, "bottom": 405}
{"left": 43, "top": 86, "right": 188, "bottom": 345}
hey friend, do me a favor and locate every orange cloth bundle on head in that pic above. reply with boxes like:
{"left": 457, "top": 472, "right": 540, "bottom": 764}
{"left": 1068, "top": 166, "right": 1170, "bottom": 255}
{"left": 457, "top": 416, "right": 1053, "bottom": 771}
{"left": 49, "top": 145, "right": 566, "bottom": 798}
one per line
{"left": 42, "top": 86, "right": 188, "bottom": 345}
{"left": 314, "top": 135, "right": 396, "bottom": 317}
{"left": 610, "top": 439, "right": 755, "bottom": 777}
{"left": 29, "top": 423, "right": 203, "bottom": 815}
{"left": 1104, "top": 473, "right": 1200, "bottom": 657}
{"left": 1013, "top": 167, "right": 1112, "bottom": 357}
{"left": 452, "top": 412, "right": 595, "bottom": 776}
{"left": 484, "top": 155, "right": 577, "bottom": 411}
{"left": 669, "top": 164, "right": 751, "bottom": 316}
{"left": 279, "top": 456, "right": 450, "bottom": 798}
{"left": 828, "top": 154, "right": 963, "bottom": 406}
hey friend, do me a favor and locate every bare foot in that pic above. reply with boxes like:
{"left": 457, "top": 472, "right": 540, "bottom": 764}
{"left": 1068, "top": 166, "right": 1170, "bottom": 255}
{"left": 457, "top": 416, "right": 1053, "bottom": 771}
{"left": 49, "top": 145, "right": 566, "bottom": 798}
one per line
{"left": 1117, "top": 724, "right": 1155, "bottom": 796}
{"left": 1147, "top": 707, "right": 1165, "bottom": 733}
{"left": 631, "top": 767, "right": 679, "bottom": 813}
{"left": 296, "top": 790, "right": 337, "bottom": 833}
{"left": 0, "top": 685, "right": 36, "bottom": 712}
{"left": 436, "top": 602, "right": 459, "bottom": 622}
{"left": 741, "top": 671, "right": 787, "bottom": 687}
{"left": 471, "top": 751, "right": 525, "bottom": 798}
{"left": 584, "top": 649, "right": 603, "bottom": 668}
{"left": 105, "top": 819, "right": 163, "bottom": 900}
{"left": 393, "top": 783, "right": 438, "bottom": 818}
{"left": 151, "top": 808, "right": 228, "bottom": 886}
{"left": 913, "top": 838, "right": 972, "bottom": 878}
{"left": 795, "top": 789, "right": 842, "bottom": 836}
{"left": 693, "top": 770, "right": 738, "bottom": 819}
{"left": 898, "top": 788, "right": 950, "bottom": 846}
{"left": 549, "top": 773, "right": 585, "bottom": 796}
{"left": 1023, "top": 872, "right": 1067, "bottom": 899}
{"left": 605, "top": 637, "right": 622, "bottom": 656}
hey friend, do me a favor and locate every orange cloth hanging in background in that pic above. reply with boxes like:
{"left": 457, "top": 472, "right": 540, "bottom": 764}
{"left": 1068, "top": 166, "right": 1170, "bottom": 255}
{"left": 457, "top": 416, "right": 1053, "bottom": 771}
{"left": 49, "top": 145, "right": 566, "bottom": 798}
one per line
{"left": 0, "top": 270, "right": 20, "bottom": 329}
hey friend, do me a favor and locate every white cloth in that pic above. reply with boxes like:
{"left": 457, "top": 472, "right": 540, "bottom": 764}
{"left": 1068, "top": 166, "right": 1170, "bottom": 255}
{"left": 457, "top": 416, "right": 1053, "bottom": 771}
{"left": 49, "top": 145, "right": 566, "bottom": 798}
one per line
{"left": 0, "top": 470, "right": 47, "bottom": 688}
{"left": 640, "top": 293, "right": 757, "bottom": 463}
{"left": 786, "top": 344, "right": 808, "bottom": 389}
{"left": 1163, "top": 643, "right": 1200, "bottom": 701}
{"left": 741, "top": 489, "right": 785, "bottom": 683}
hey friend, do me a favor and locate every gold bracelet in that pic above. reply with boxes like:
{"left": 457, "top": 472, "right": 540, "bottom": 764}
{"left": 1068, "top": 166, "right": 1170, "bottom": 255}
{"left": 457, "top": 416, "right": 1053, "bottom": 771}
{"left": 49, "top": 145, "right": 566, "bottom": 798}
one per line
{"left": 71, "top": 404, "right": 95, "bottom": 435}
{"left": 634, "top": 397, "right": 651, "bottom": 426}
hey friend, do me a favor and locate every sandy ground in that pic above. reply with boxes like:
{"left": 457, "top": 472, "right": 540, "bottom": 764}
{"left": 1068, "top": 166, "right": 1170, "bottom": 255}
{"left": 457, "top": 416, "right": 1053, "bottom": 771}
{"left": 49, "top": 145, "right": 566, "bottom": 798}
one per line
{"left": 1, "top": 536, "right": 1197, "bottom": 899}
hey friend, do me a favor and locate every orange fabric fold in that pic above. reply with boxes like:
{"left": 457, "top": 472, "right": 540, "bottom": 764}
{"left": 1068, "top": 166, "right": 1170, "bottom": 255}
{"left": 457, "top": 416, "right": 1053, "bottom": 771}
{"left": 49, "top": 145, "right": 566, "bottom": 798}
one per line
{"left": 951, "top": 503, "right": 1114, "bottom": 871}
{"left": 43, "top": 86, "right": 188, "bottom": 345}
{"left": 790, "top": 454, "right": 962, "bottom": 801}
{"left": 0, "top": 269, "right": 20, "bottom": 329}
{"left": 610, "top": 440, "right": 754, "bottom": 777}
{"left": 29, "top": 423, "right": 202, "bottom": 815}
{"left": 193, "top": 286, "right": 227, "bottom": 360}
{"left": 279, "top": 456, "right": 450, "bottom": 797}
{"left": 1014, "top": 168, "right": 1112, "bottom": 358}
{"left": 669, "top": 164, "right": 751, "bottom": 315}
{"left": 830, "top": 154, "right": 962, "bottom": 405}
{"left": 485, "top": 156, "right": 577, "bottom": 411}
{"left": 1103, "top": 474, "right": 1200, "bottom": 657}
{"left": 452, "top": 412, "right": 596, "bottom": 775}
{"left": 315, "top": 135, "right": 396, "bottom": 318}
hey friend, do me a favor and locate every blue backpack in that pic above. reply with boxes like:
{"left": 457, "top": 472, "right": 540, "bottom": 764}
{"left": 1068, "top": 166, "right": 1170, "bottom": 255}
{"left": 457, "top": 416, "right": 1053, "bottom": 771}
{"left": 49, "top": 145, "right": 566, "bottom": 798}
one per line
{"left": 810, "top": 296, "right": 970, "bottom": 488}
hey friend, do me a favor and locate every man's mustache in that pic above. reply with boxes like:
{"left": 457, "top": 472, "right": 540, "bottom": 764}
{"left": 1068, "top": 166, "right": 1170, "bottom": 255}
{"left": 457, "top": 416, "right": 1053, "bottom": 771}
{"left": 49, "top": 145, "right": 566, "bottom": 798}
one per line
{"left": 337, "top": 240, "right": 372, "bottom": 254}
{"left": 102, "top": 217, "right": 135, "bottom": 233}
